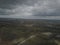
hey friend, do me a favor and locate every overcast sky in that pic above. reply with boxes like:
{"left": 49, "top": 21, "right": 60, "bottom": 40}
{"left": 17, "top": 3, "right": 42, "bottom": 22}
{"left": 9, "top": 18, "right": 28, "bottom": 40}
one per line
{"left": 0, "top": 0, "right": 60, "bottom": 19}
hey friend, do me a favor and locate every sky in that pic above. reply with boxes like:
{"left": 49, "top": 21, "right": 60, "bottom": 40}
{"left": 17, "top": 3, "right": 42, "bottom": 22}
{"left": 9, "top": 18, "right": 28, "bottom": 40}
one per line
{"left": 0, "top": 0, "right": 60, "bottom": 19}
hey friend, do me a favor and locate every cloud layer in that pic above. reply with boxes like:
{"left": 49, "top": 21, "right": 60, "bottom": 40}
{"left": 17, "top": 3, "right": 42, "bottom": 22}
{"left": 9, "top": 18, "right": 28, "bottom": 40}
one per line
{"left": 0, "top": 0, "right": 60, "bottom": 19}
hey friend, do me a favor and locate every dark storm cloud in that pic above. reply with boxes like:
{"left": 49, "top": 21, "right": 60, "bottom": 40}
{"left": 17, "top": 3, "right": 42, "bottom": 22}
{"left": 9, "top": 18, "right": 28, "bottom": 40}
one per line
{"left": 0, "top": 0, "right": 27, "bottom": 9}
{"left": 32, "top": 0, "right": 60, "bottom": 16}
{"left": 0, "top": 0, "right": 36, "bottom": 9}
{"left": 0, "top": 0, "right": 16, "bottom": 9}
{"left": 0, "top": 0, "right": 18, "bottom": 15}
{"left": 0, "top": 0, "right": 24, "bottom": 15}
{"left": 0, "top": 0, "right": 35, "bottom": 15}
{"left": 0, "top": 0, "right": 60, "bottom": 18}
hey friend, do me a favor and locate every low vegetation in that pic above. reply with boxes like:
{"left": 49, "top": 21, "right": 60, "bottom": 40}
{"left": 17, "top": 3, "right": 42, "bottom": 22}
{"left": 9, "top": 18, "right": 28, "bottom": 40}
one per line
{"left": 0, "top": 19, "right": 60, "bottom": 45}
